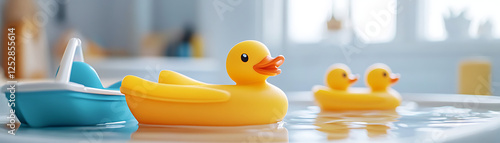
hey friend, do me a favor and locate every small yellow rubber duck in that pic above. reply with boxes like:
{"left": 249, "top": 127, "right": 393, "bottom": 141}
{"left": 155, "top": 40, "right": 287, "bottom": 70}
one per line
{"left": 325, "top": 63, "right": 359, "bottom": 91}
{"left": 120, "top": 40, "right": 288, "bottom": 126}
{"left": 313, "top": 63, "right": 401, "bottom": 110}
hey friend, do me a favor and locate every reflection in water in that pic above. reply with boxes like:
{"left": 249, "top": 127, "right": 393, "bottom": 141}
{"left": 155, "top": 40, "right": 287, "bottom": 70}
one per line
{"left": 130, "top": 122, "right": 289, "bottom": 142}
{"left": 7, "top": 121, "right": 288, "bottom": 142}
{"left": 10, "top": 122, "right": 138, "bottom": 142}
{"left": 3, "top": 101, "right": 500, "bottom": 142}
{"left": 286, "top": 102, "right": 500, "bottom": 142}
{"left": 314, "top": 110, "right": 400, "bottom": 140}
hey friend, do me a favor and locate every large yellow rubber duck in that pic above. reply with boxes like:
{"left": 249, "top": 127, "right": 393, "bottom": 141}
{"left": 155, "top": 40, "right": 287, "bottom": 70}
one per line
{"left": 120, "top": 40, "right": 288, "bottom": 126}
{"left": 313, "top": 63, "right": 401, "bottom": 110}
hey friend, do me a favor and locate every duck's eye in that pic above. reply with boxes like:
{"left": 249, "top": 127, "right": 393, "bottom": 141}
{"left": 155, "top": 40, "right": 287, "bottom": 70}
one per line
{"left": 383, "top": 72, "right": 387, "bottom": 77}
{"left": 241, "top": 53, "right": 249, "bottom": 62}
{"left": 342, "top": 73, "right": 347, "bottom": 78}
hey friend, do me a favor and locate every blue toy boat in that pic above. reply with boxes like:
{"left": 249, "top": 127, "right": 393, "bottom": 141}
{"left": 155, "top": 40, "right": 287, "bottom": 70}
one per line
{"left": 2, "top": 38, "right": 134, "bottom": 127}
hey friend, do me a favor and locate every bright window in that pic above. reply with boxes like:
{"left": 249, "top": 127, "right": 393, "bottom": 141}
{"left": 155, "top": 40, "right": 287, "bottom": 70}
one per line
{"left": 351, "top": 0, "right": 396, "bottom": 43}
{"left": 287, "top": 0, "right": 332, "bottom": 43}
{"left": 287, "top": 0, "right": 396, "bottom": 43}
{"left": 421, "top": 0, "right": 500, "bottom": 41}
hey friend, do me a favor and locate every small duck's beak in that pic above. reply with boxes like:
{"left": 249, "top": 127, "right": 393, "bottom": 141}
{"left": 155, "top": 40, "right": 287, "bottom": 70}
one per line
{"left": 390, "top": 73, "right": 400, "bottom": 84}
{"left": 253, "top": 55, "right": 285, "bottom": 76}
{"left": 348, "top": 74, "right": 358, "bottom": 84}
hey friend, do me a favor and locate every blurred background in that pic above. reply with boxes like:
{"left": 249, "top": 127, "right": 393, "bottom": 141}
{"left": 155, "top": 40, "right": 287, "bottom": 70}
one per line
{"left": 0, "top": 0, "right": 498, "bottom": 96}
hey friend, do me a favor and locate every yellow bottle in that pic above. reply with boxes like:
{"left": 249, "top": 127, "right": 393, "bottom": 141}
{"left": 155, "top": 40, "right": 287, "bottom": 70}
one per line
{"left": 458, "top": 57, "right": 491, "bottom": 95}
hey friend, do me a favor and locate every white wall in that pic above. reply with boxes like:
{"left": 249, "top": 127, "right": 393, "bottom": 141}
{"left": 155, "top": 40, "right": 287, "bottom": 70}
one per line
{"left": 66, "top": 0, "right": 151, "bottom": 55}
{"left": 152, "top": 0, "right": 197, "bottom": 31}
{"left": 197, "top": 0, "right": 264, "bottom": 84}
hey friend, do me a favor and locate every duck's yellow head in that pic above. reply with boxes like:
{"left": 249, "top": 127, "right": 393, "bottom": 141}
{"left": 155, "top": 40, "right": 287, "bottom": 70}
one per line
{"left": 325, "top": 63, "right": 358, "bottom": 91}
{"left": 226, "top": 40, "right": 285, "bottom": 85}
{"left": 365, "top": 63, "right": 400, "bottom": 92}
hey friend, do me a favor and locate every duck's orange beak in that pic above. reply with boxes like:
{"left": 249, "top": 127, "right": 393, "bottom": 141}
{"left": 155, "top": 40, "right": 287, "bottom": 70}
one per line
{"left": 390, "top": 73, "right": 400, "bottom": 84}
{"left": 253, "top": 55, "right": 285, "bottom": 76}
{"left": 349, "top": 74, "right": 358, "bottom": 84}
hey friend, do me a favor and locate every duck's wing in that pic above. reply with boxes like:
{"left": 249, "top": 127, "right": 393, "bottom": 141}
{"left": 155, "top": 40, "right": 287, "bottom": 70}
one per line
{"left": 158, "top": 70, "right": 207, "bottom": 85}
{"left": 121, "top": 75, "right": 230, "bottom": 103}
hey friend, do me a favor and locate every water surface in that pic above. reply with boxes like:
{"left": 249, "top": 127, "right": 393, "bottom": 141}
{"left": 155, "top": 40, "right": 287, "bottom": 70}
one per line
{"left": 1, "top": 99, "right": 499, "bottom": 142}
